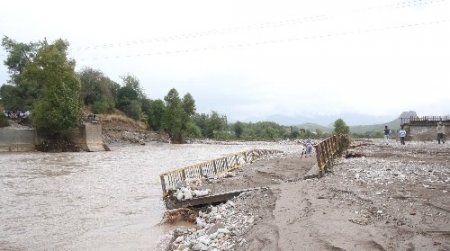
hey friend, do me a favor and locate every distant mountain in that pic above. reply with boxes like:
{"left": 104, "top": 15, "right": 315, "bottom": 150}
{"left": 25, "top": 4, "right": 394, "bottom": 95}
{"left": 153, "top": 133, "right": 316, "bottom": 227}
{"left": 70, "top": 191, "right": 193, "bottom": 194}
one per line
{"left": 242, "top": 111, "right": 419, "bottom": 136}
{"left": 296, "top": 122, "right": 332, "bottom": 133}
{"left": 262, "top": 113, "right": 395, "bottom": 126}
{"left": 350, "top": 111, "right": 417, "bottom": 135}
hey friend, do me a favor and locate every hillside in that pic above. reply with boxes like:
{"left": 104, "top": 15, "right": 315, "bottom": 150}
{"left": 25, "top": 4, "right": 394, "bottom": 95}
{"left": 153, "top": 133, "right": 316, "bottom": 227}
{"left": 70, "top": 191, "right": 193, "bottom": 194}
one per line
{"left": 296, "top": 122, "right": 332, "bottom": 133}
{"left": 293, "top": 111, "right": 418, "bottom": 137}
{"left": 83, "top": 108, "right": 162, "bottom": 144}
{"left": 350, "top": 119, "right": 400, "bottom": 135}
{"left": 350, "top": 111, "right": 417, "bottom": 136}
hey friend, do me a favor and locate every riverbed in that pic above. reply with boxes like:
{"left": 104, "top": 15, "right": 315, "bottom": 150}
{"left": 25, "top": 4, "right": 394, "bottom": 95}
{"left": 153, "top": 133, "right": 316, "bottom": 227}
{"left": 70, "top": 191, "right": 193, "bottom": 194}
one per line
{"left": 0, "top": 141, "right": 301, "bottom": 250}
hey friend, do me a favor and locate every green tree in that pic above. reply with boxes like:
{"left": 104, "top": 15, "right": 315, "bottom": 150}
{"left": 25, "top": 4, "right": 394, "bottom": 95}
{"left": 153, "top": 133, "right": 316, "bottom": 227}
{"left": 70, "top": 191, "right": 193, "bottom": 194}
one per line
{"left": 162, "top": 88, "right": 183, "bottom": 142}
{"left": 161, "top": 89, "right": 196, "bottom": 143}
{"left": 26, "top": 39, "right": 81, "bottom": 137}
{"left": 2, "top": 36, "right": 39, "bottom": 81}
{"left": 78, "top": 67, "right": 116, "bottom": 113}
{"left": 182, "top": 93, "right": 196, "bottom": 116}
{"left": 147, "top": 99, "right": 165, "bottom": 131}
{"left": 116, "top": 85, "right": 140, "bottom": 119}
{"left": 121, "top": 74, "right": 145, "bottom": 99}
{"left": 180, "top": 93, "right": 196, "bottom": 137}
{"left": 186, "top": 121, "right": 202, "bottom": 138}
{"left": 192, "top": 111, "right": 227, "bottom": 138}
{"left": 333, "top": 118, "right": 350, "bottom": 135}
{"left": 1, "top": 36, "right": 42, "bottom": 111}
{"left": 207, "top": 111, "right": 227, "bottom": 138}
{"left": 124, "top": 100, "right": 142, "bottom": 120}
{"left": 234, "top": 121, "right": 244, "bottom": 138}
{"left": 141, "top": 98, "right": 152, "bottom": 115}
{"left": 114, "top": 75, "right": 147, "bottom": 120}
{"left": 289, "top": 126, "right": 300, "bottom": 139}
{"left": 0, "top": 112, "right": 9, "bottom": 127}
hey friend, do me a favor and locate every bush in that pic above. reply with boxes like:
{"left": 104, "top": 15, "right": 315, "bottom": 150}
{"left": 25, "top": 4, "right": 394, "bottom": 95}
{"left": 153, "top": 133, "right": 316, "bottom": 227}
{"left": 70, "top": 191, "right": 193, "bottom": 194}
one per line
{"left": 92, "top": 99, "right": 114, "bottom": 114}
{"left": 122, "top": 100, "right": 142, "bottom": 120}
{"left": 0, "top": 113, "right": 9, "bottom": 127}
{"left": 186, "top": 122, "right": 202, "bottom": 138}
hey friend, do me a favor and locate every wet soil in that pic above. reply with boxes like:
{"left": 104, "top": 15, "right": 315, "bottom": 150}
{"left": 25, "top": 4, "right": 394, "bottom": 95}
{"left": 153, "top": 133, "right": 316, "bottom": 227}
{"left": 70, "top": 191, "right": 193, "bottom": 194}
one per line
{"left": 196, "top": 140, "right": 450, "bottom": 251}
{"left": 201, "top": 153, "right": 316, "bottom": 194}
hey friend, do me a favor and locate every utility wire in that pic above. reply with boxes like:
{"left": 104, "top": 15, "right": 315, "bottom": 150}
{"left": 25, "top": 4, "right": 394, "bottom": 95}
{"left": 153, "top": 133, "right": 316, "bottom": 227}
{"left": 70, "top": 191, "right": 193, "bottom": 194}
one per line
{"left": 78, "top": 19, "right": 450, "bottom": 61}
{"left": 71, "top": 0, "right": 446, "bottom": 51}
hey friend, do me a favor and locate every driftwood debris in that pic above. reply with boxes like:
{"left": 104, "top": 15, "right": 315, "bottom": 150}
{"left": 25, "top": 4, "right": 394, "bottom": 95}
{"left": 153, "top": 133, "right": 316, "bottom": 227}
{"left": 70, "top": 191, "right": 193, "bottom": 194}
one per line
{"left": 161, "top": 208, "right": 197, "bottom": 224}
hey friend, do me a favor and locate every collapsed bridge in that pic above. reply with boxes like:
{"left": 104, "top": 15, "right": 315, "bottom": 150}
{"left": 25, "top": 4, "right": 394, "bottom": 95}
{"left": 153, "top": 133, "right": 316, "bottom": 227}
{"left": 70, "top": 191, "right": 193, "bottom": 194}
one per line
{"left": 159, "top": 149, "right": 282, "bottom": 209}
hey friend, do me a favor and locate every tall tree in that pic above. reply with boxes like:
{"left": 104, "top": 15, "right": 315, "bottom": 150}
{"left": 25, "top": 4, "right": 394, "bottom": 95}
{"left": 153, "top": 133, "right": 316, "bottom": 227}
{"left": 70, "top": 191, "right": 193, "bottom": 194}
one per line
{"left": 78, "top": 67, "right": 116, "bottom": 113}
{"left": 333, "top": 118, "right": 350, "bottom": 135}
{"left": 181, "top": 93, "right": 196, "bottom": 135}
{"left": 121, "top": 74, "right": 145, "bottom": 99}
{"left": 162, "top": 88, "right": 196, "bottom": 143}
{"left": 182, "top": 93, "right": 196, "bottom": 116}
{"left": 162, "top": 88, "right": 183, "bottom": 142}
{"left": 25, "top": 39, "right": 81, "bottom": 137}
{"left": 116, "top": 75, "right": 145, "bottom": 120}
{"left": 0, "top": 36, "right": 42, "bottom": 111}
{"left": 147, "top": 99, "right": 165, "bottom": 131}
{"left": 192, "top": 111, "right": 227, "bottom": 138}
{"left": 234, "top": 121, "right": 244, "bottom": 138}
{"left": 2, "top": 36, "right": 39, "bottom": 81}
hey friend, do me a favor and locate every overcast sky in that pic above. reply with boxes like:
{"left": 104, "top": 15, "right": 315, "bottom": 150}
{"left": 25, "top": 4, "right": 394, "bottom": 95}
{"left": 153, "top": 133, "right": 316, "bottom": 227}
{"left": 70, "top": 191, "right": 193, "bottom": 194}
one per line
{"left": 1, "top": 0, "right": 449, "bottom": 124}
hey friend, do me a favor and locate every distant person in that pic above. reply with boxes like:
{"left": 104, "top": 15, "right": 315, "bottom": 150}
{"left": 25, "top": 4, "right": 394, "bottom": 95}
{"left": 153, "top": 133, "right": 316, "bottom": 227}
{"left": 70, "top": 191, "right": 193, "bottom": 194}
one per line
{"left": 384, "top": 125, "right": 391, "bottom": 145}
{"left": 436, "top": 121, "right": 446, "bottom": 144}
{"left": 305, "top": 139, "right": 313, "bottom": 158}
{"left": 398, "top": 126, "right": 407, "bottom": 145}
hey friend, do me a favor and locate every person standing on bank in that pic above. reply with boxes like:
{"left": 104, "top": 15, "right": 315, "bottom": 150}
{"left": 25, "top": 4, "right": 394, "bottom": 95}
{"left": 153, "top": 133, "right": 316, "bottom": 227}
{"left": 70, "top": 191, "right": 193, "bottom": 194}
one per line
{"left": 305, "top": 139, "right": 313, "bottom": 158}
{"left": 436, "top": 121, "right": 446, "bottom": 144}
{"left": 398, "top": 125, "right": 407, "bottom": 145}
{"left": 384, "top": 125, "right": 391, "bottom": 145}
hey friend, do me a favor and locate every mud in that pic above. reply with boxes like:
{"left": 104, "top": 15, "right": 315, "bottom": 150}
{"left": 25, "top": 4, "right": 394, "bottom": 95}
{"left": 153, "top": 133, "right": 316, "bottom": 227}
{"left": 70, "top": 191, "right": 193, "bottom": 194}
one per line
{"left": 241, "top": 140, "right": 450, "bottom": 251}
{"left": 166, "top": 139, "right": 450, "bottom": 250}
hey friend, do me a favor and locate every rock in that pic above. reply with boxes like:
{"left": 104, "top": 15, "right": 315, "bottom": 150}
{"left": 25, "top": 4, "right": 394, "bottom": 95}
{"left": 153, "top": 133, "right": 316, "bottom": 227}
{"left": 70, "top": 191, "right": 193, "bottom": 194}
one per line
{"left": 193, "top": 189, "right": 210, "bottom": 197}
{"left": 192, "top": 243, "right": 208, "bottom": 251}
{"left": 176, "top": 190, "right": 183, "bottom": 201}
{"left": 198, "top": 235, "right": 211, "bottom": 246}
{"left": 197, "top": 217, "right": 207, "bottom": 228}
{"left": 217, "top": 228, "right": 230, "bottom": 234}
{"left": 206, "top": 223, "right": 225, "bottom": 235}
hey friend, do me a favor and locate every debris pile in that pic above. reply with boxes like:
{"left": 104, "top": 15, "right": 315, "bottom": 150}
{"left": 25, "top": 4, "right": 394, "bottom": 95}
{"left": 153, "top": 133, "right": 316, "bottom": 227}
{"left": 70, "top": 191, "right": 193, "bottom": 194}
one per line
{"left": 165, "top": 191, "right": 264, "bottom": 251}
{"left": 174, "top": 187, "right": 211, "bottom": 201}
{"left": 168, "top": 178, "right": 211, "bottom": 201}
{"left": 162, "top": 208, "right": 198, "bottom": 224}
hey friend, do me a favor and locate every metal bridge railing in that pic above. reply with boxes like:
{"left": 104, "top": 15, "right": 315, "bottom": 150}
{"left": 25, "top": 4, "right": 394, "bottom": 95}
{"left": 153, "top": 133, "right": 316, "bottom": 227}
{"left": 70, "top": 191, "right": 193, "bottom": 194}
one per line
{"left": 159, "top": 149, "right": 282, "bottom": 196}
{"left": 401, "top": 116, "right": 450, "bottom": 126}
{"left": 314, "top": 134, "right": 350, "bottom": 174}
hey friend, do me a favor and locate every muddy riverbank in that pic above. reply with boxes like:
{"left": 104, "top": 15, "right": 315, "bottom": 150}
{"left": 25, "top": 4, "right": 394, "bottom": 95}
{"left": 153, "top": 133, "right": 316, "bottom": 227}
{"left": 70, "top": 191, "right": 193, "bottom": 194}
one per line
{"left": 162, "top": 140, "right": 450, "bottom": 251}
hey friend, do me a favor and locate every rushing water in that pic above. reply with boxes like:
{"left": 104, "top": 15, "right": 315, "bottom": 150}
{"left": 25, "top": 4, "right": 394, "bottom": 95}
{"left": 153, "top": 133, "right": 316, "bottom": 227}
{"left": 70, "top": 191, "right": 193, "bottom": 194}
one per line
{"left": 0, "top": 142, "right": 301, "bottom": 250}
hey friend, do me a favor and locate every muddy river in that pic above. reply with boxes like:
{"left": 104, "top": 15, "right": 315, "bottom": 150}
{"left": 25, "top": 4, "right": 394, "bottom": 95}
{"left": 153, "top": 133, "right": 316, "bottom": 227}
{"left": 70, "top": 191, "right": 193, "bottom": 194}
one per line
{"left": 0, "top": 142, "right": 301, "bottom": 250}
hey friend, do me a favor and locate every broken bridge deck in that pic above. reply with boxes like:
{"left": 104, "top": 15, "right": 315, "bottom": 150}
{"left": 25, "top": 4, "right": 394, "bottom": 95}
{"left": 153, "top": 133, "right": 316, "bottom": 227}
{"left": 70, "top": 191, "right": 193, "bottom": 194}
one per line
{"left": 164, "top": 187, "right": 268, "bottom": 209}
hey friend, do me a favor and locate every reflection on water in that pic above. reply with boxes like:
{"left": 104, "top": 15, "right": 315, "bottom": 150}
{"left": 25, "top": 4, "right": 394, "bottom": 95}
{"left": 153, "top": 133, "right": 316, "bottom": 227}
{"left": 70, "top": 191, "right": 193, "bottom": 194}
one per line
{"left": 0, "top": 142, "right": 301, "bottom": 250}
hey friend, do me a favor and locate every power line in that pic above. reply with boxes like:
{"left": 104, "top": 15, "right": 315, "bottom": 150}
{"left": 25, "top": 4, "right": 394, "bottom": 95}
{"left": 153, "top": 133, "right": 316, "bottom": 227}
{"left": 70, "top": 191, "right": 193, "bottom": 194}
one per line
{"left": 70, "top": 0, "right": 447, "bottom": 51}
{"left": 77, "top": 19, "right": 449, "bottom": 61}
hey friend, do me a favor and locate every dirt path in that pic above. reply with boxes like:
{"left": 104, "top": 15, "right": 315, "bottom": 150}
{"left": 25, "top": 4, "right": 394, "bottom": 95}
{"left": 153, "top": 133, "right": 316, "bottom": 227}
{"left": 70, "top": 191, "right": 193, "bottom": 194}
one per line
{"left": 237, "top": 141, "right": 450, "bottom": 251}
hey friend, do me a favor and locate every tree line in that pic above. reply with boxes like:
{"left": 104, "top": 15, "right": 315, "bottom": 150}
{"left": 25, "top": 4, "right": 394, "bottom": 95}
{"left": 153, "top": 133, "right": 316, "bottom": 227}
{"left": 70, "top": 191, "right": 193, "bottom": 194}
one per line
{"left": 0, "top": 37, "right": 350, "bottom": 145}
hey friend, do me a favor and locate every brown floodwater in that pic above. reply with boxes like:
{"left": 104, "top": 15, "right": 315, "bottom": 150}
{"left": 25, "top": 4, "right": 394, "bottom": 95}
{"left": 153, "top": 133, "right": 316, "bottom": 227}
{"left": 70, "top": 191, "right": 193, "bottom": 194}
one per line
{"left": 0, "top": 142, "right": 301, "bottom": 250}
